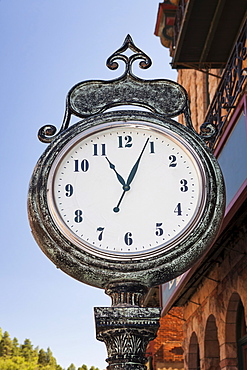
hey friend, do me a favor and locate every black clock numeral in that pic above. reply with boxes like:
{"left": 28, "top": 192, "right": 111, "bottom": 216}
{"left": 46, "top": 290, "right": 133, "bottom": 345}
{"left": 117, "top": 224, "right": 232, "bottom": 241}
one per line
{"left": 93, "top": 143, "right": 106, "bottom": 156}
{"left": 65, "top": 184, "right": 73, "bottom": 197}
{"left": 118, "top": 135, "right": 132, "bottom": 148}
{"left": 97, "top": 227, "right": 105, "bottom": 241}
{"left": 74, "top": 210, "right": 83, "bottom": 223}
{"left": 155, "top": 223, "right": 164, "bottom": 236}
{"left": 74, "top": 159, "right": 89, "bottom": 172}
{"left": 169, "top": 155, "right": 177, "bottom": 167}
{"left": 174, "top": 203, "right": 182, "bottom": 216}
{"left": 150, "top": 141, "right": 155, "bottom": 154}
{"left": 124, "top": 232, "right": 133, "bottom": 246}
{"left": 180, "top": 179, "right": 189, "bottom": 192}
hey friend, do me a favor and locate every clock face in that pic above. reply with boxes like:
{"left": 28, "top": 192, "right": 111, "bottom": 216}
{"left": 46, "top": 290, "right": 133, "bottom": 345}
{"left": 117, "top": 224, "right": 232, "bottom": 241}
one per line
{"left": 47, "top": 121, "right": 206, "bottom": 260}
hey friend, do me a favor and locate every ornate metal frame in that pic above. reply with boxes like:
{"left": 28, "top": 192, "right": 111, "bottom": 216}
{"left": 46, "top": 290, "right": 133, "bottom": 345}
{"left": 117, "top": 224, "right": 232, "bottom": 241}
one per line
{"left": 28, "top": 36, "right": 225, "bottom": 370}
{"left": 28, "top": 34, "right": 225, "bottom": 288}
{"left": 38, "top": 35, "right": 196, "bottom": 143}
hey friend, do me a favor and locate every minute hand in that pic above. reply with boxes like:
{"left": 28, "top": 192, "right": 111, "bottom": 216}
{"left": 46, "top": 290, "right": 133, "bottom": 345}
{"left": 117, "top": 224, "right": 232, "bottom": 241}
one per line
{"left": 126, "top": 138, "right": 149, "bottom": 186}
{"left": 113, "top": 138, "right": 150, "bottom": 213}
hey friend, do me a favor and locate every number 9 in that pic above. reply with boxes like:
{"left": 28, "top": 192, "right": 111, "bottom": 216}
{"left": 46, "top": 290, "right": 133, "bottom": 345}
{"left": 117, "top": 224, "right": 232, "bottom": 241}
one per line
{"left": 65, "top": 184, "right": 73, "bottom": 197}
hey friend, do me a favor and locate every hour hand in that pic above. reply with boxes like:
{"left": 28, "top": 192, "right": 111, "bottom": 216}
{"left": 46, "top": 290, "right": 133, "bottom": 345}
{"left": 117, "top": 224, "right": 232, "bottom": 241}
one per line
{"left": 105, "top": 157, "right": 126, "bottom": 187}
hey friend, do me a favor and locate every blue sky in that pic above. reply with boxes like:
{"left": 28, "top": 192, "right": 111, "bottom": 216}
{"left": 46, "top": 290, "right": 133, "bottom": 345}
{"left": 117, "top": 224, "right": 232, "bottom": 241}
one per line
{"left": 0, "top": 1, "right": 176, "bottom": 369}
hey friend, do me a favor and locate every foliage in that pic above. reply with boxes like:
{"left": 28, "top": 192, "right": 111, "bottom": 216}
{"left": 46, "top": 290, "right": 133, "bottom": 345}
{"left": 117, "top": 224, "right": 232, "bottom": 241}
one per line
{"left": 67, "top": 364, "right": 76, "bottom": 370}
{"left": 77, "top": 366, "right": 100, "bottom": 370}
{"left": 0, "top": 332, "right": 13, "bottom": 358}
{"left": 0, "top": 328, "right": 101, "bottom": 370}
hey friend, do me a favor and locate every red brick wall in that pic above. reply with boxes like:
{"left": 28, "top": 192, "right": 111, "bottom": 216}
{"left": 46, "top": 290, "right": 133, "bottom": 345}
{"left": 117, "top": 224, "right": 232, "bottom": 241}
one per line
{"left": 147, "top": 307, "right": 184, "bottom": 370}
{"left": 177, "top": 69, "right": 220, "bottom": 131}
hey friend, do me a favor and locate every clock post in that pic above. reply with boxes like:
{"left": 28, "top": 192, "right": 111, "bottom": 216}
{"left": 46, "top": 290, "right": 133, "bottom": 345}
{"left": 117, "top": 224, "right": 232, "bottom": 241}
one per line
{"left": 95, "top": 282, "right": 160, "bottom": 370}
{"left": 28, "top": 35, "right": 225, "bottom": 370}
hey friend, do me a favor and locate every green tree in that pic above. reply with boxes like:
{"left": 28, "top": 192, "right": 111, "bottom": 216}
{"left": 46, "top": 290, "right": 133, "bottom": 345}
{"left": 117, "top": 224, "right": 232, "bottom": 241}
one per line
{"left": 12, "top": 337, "right": 20, "bottom": 356}
{"left": 0, "top": 331, "right": 13, "bottom": 357}
{"left": 67, "top": 364, "right": 76, "bottom": 370}
{"left": 20, "top": 338, "right": 37, "bottom": 362}
{"left": 90, "top": 367, "right": 100, "bottom": 370}
{"left": 38, "top": 348, "right": 48, "bottom": 366}
{"left": 47, "top": 347, "right": 57, "bottom": 366}
{"left": 0, "top": 328, "right": 66, "bottom": 369}
{"left": 78, "top": 365, "right": 88, "bottom": 370}
{"left": 0, "top": 356, "right": 29, "bottom": 369}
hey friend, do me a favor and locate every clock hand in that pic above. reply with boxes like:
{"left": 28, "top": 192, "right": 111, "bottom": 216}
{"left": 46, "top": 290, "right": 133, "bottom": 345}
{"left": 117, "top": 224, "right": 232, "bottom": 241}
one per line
{"left": 126, "top": 138, "right": 149, "bottom": 186}
{"left": 113, "top": 138, "right": 149, "bottom": 213}
{"left": 113, "top": 190, "right": 126, "bottom": 213}
{"left": 113, "top": 184, "right": 131, "bottom": 213}
{"left": 105, "top": 157, "right": 126, "bottom": 187}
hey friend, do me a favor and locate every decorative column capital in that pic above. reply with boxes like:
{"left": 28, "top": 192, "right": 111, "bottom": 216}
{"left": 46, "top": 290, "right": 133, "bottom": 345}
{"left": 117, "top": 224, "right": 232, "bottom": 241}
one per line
{"left": 94, "top": 307, "right": 161, "bottom": 370}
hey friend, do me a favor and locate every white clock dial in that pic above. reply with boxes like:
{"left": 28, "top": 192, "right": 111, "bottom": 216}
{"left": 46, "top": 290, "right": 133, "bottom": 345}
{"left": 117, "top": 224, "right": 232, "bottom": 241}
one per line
{"left": 47, "top": 122, "right": 205, "bottom": 260}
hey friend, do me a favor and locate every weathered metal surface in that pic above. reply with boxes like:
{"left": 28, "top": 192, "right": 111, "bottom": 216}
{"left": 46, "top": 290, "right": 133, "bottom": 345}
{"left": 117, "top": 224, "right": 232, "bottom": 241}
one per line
{"left": 105, "top": 282, "right": 148, "bottom": 307}
{"left": 28, "top": 110, "right": 225, "bottom": 289}
{"left": 94, "top": 306, "right": 161, "bottom": 370}
{"left": 69, "top": 77, "right": 188, "bottom": 118}
{"left": 28, "top": 35, "right": 226, "bottom": 370}
{"left": 95, "top": 281, "right": 160, "bottom": 369}
{"left": 38, "top": 35, "right": 194, "bottom": 144}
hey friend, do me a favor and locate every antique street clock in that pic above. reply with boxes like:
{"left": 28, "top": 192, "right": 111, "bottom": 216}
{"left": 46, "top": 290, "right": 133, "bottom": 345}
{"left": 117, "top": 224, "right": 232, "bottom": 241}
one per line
{"left": 29, "top": 110, "right": 224, "bottom": 288}
{"left": 28, "top": 36, "right": 225, "bottom": 369}
{"left": 28, "top": 36, "right": 224, "bottom": 289}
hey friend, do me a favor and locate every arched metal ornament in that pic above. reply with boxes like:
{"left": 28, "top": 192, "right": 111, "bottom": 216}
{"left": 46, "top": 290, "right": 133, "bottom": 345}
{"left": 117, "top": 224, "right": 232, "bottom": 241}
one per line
{"left": 28, "top": 35, "right": 225, "bottom": 290}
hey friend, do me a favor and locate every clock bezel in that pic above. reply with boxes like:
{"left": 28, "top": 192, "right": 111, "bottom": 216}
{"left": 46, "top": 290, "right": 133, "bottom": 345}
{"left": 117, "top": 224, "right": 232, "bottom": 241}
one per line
{"left": 46, "top": 121, "right": 206, "bottom": 261}
{"left": 28, "top": 110, "right": 225, "bottom": 289}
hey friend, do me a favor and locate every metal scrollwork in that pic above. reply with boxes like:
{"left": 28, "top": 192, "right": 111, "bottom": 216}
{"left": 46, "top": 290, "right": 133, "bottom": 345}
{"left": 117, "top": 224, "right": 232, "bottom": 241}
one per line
{"left": 38, "top": 124, "right": 57, "bottom": 144}
{"left": 106, "top": 34, "right": 152, "bottom": 75}
{"left": 199, "top": 121, "right": 218, "bottom": 144}
{"left": 202, "top": 21, "right": 246, "bottom": 150}
{"left": 38, "top": 108, "right": 71, "bottom": 143}
{"left": 38, "top": 35, "right": 194, "bottom": 144}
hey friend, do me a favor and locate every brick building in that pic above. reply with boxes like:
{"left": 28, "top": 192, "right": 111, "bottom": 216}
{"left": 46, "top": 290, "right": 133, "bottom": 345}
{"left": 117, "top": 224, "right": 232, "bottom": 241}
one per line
{"left": 146, "top": 1, "right": 247, "bottom": 369}
{"left": 146, "top": 307, "right": 184, "bottom": 370}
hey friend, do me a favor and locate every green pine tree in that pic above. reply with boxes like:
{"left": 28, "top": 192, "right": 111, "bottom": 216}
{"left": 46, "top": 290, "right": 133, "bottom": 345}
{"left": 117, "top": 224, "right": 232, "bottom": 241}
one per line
{"left": 0, "top": 331, "right": 13, "bottom": 357}
{"left": 38, "top": 348, "right": 48, "bottom": 365}
{"left": 55, "top": 365, "right": 64, "bottom": 370}
{"left": 0, "top": 327, "right": 101, "bottom": 370}
{"left": 78, "top": 365, "right": 88, "bottom": 370}
{"left": 20, "top": 338, "right": 37, "bottom": 362}
{"left": 12, "top": 337, "right": 20, "bottom": 357}
{"left": 67, "top": 364, "right": 76, "bottom": 370}
{"left": 47, "top": 347, "right": 57, "bottom": 366}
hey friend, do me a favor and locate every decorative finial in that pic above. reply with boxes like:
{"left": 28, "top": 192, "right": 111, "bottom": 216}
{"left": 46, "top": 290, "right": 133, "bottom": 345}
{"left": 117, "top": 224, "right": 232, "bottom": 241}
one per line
{"left": 106, "top": 34, "right": 152, "bottom": 75}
